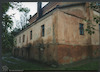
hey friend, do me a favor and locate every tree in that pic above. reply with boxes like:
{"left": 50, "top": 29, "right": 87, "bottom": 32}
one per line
{"left": 1, "top": 2, "right": 30, "bottom": 53}
{"left": 18, "top": 7, "right": 30, "bottom": 29}
{"left": 2, "top": 2, "right": 14, "bottom": 53}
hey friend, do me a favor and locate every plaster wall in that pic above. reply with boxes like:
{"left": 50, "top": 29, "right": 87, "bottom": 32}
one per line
{"left": 15, "top": 14, "right": 54, "bottom": 48}
{"left": 56, "top": 6, "right": 91, "bottom": 45}
{"left": 91, "top": 10, "right": 100, "bottom": 45}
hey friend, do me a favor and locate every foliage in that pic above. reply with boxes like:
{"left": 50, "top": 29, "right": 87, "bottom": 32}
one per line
{"left": 18, "top": 7, "right": 30, "bottom": 13}
{"left": 18, "top": 7, "right": 30, "bottom": 29}
{"left": 89, "top": 2, "right": 100, "bottom": 24}
{"left": 2, "top": 2, "right": 14, "bottom": 53}
{"left": 2, "top": 2, "right": 30, "bottom": 54}
{"left": 2, "top": 3, "right": 13, "bottom": 14}
{"left": 11, "top": 28, "right": 21, "bottom": 36}
{"left": 85, "top": 19, "right": 96, "bottom": 35}
{"left": 86, "top": 2, "right": 100, "bottom": 35}
{"left": 89, "top": 2, "right": 100, "bottom": 10}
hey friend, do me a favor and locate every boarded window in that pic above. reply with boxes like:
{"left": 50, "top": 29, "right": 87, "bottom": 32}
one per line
{"left": 30, "top": 30, "right": 32, "bottom": 40}
{"left": 23, "top": 35, "right": 25, "bottom": 42}
{"left": 79, "top": 24, "right": 84, "bottom": 35}
{"left": 41, "top": 25, "right": 45, "bottom": 37}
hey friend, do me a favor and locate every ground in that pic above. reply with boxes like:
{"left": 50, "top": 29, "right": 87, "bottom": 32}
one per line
{"left": 1, "top": 53, "right": 100, "bottom": 70}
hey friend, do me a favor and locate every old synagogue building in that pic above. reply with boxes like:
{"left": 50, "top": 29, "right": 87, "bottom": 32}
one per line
{"left": 13, "top": 2, "right": 100, "bottom": 65}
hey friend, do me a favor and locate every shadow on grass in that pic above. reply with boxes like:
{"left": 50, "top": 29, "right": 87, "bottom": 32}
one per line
{"left": 2, "top": 53, "right": 100, "bottom": 70}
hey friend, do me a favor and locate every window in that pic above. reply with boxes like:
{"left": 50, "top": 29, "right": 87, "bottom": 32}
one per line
{"left": 30, "top": 30, "right": 32, "bottom": 40}
{"left": 19, "top": 37, "right": 21, "bottom": 43}
{"left": 99, "top": 24, "right": 100, "bottom": 32}
{"left": 15, "top": 38, "right": 17, "bottom": 45}
{"left": 79, "top": 24, "right": 84, "bottom": 35}
{"left": 41, "top": 25, "right": 45, "bottom": 37}
{"left": 23, "top": 35, "right": 25, "bottom": 42}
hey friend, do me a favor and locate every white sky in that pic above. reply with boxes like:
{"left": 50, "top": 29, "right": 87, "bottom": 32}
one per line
{"left": 6, "top": 2, "right": 48, "bottom": 30}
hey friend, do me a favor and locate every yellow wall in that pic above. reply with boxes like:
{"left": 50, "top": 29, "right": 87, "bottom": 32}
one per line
{"left": 55, "top": 5, "right": 91, "bottom": 45}
{"left": 91, "top": 10, "right": 100, "bottom": 45}
{"left": 15, "top": 3, "right": 100, "bottom": 48}
{"left": 15, "top": 14, "right": 54, "bottom": 48}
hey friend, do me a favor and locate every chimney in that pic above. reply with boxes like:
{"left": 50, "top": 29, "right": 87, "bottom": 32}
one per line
{"left": 37, "top": 2, "right": 42, "bottom": 19}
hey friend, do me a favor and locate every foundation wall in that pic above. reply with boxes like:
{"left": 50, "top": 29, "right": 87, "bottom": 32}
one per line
{"left": 57, "top": 45, "right": 100, "bottom": 65}
{"left": 13, "top": 44, "right": 58, "bottom": 64}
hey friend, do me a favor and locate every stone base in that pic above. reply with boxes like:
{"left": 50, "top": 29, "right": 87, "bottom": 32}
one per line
{"left": 57, "top": 45, "right": 100, "bottom": 65}
{"left": 13, "top": 44, "right": 100, "bottom": 65}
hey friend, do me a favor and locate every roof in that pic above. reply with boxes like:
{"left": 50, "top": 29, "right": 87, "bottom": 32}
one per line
{"left": 15, "top": 2, "right": 86, "bottom": 37}
{"left": 28, "top": 2, "right": 59, "bottom": 24}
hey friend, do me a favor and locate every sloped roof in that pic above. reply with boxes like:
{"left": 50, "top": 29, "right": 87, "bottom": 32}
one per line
{"left": 15, "top": 2, "right": 86, "bottom": 37}
{"left": 28, "top": 2, "right": 84, "bottom": 24}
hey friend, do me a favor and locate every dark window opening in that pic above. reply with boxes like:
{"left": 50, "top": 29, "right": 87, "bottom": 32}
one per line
{"left": 19, "top": 37, "right": 21, "bottom": 43}
{"left": 79, "top": 24, "right": 84, "bottom": 35}
{"left": 16, "top": 39, "right": 17, "bottom": 44}
{"left": 30, "top": 30, "right": 32, "bottom": 40}
{"left": 99, "top": 24, "right": 100, "bottom": 32}
{"left": 23, "top": 35, "right": 25, "bottom": 42}
{"left": 41, "top": 25, "right": 45, "bottom": 37}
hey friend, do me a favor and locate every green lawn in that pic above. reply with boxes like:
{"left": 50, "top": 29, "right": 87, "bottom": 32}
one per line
{"left": 65, "top": 61, "right": 99, "bottom": 70}
{"left": 2, "top": 53, "right": 100, "bottom": 70}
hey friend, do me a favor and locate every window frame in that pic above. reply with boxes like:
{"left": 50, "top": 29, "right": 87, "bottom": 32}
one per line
{"left": 16, "top": 38, "right": 17, "bottom": 44}
{"left": 79, "top": 23, "right": 84, "bottom": 35}
{"left": 30, "top": 30, "right": 32, "bottom": 40}
{"left": 23, "top": 35, "right": 25, "bottom": 42}
{"left": 41, "top": 25, "right": 45, "bottom": 37}
{"left": 19, "top": 36, "right": 21, "bottom": 43}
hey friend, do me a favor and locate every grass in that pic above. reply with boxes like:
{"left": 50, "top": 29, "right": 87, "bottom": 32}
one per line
{"left": 65, "top": 61, "right": 99, "bottom": 70}
{"left": 2, "top": 53, "right": 100, "bottom": 70}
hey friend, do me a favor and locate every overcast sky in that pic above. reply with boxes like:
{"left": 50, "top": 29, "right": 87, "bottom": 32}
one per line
{"left": 6, "top": 2, "right": 48, "bottom": 30}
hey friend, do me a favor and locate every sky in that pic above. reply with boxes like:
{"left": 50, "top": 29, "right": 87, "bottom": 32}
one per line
{"left": 6, "top": 2, "right": 48, "bottom": 30}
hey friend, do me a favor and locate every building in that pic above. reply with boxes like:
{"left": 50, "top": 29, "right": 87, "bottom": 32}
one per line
{"left": 13, "top": 2, "right": 100, "bottom": 65}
